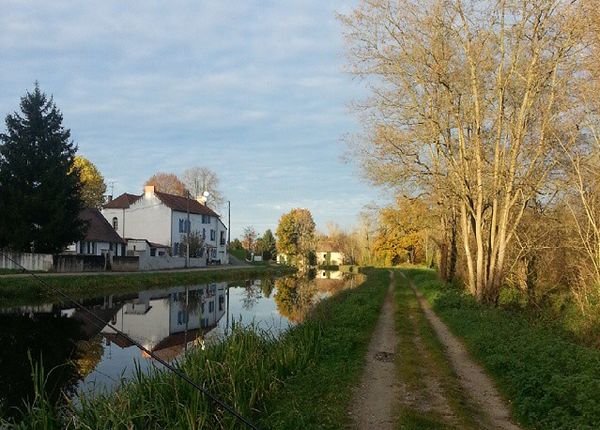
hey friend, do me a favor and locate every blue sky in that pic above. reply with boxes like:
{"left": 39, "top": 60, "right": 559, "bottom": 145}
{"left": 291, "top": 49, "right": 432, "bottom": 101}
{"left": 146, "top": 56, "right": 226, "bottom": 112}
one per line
{"left": 0, "top": 1, "right": 383, "bottom": 238}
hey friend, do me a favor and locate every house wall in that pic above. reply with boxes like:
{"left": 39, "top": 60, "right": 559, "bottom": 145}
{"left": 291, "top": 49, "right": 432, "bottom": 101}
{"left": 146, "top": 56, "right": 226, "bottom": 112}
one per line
{"left": 120, "top": 194, "right": 172, "bottom": 246}
{"left": 138, "top": 254, "right": 206, "bottom": 271}
{"left": 102, "top": 208, "right": 125, "bottom": 237}
{"left": 54, "top": 255, "right": 106, "bottom": 272}
{"left": 170, "top": 211, "right": 228, "bottom": 263}
{"left": 317, "top": 251, "right": 345, "bottom": 266}
{"left": 112, "top": 256, "right": 140, "bottom": 271}
{"left": 0, "top": 252, "right": 53, "bottom": 272}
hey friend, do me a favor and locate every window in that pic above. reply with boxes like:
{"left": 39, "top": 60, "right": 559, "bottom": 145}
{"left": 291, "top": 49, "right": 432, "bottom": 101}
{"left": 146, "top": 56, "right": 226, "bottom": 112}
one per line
{"left": 209, "top": 301, "right": 214, "bottom": 313}
{"left": 202, "top": 214, "right": 210, "bottom": 224}
{"left": 177, "top": 311, "right": 188, "bottom": 325}
{"left": 220, "top": 231, "right": 226, "bottom": 245}
{"left": 219, "top": 295, "right": 224, "bottom": 311}
{"left": 210, "top": 229, "right": 215, "bottom": 241}
{"left": 112, "top": 217, "right": 118, "bottom": 230}
{"left": 179, "top": 219, "right": 191, "bottom": 233}
{"left": 202, "top": 228, "right": 206, "bottom": 239}
{"left": 174, "top": 242, "right": 180, "bottom": 255}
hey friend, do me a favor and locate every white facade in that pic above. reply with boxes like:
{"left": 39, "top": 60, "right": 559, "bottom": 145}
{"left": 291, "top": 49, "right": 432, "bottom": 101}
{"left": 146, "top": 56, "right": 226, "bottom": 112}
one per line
{"left": 317, "top": 251, "right": 346, "bottom": 266}
{"left": 102, "top": 187, "right": 228, "bottom": 264}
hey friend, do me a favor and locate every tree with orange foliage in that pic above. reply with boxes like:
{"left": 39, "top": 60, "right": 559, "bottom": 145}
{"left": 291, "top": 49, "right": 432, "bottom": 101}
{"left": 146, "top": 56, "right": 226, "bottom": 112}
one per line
{"left": 144, "top": 172, "right": 186, "bottom": 196}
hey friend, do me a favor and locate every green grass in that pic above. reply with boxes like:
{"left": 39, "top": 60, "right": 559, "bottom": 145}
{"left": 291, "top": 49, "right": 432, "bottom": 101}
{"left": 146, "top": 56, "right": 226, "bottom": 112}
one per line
{"left": 0, "top": 269, "right": 29, "bottom": 275}
{"left": 261, "top": 268, "right": 389, "bottom": 429}
{"left": 0, "top": 266, "right": 294, "bottom": 308}
{"left": 3, "top": 268, "right": 389, "bottom": 429}
{"left": 394, "top": 271, "right": 480, "bottom": 430}
{"left": 404, "top": 267, "right": 600, "bottom": 430}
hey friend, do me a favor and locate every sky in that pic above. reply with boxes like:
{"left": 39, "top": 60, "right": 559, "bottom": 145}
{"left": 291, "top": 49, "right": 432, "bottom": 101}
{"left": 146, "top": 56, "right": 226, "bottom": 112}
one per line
{"left": 0, "top": 0, "right": 384, "bottom": 238}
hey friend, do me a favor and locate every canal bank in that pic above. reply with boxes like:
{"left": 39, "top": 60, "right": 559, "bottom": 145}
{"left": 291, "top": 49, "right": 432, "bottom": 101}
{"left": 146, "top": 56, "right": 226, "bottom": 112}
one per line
{"left": 2, "top": 268, "right": 389, "bottom": 429}
{"left": 0, "top": 265, "right": 294, "bottom": 308}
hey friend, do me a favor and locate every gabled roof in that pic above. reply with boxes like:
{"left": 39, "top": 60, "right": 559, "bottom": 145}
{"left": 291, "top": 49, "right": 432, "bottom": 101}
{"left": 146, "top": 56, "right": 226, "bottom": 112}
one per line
{"left": 155, "top": 191, "right": 219, "bottom": 217}
{"left": 80, "top": 208, "right": 126, "bottom": 244}
{"left": 103, "top": 190, "right": 220, "bottom": 218}
{"left": 103, "top": 193, "right": 141, "bottom": 209}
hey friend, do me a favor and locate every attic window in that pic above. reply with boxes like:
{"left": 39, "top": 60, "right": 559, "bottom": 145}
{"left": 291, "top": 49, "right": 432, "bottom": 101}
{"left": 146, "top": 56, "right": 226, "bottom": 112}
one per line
{"left": 112, "top": 217, "right": 118, "bottom": 230}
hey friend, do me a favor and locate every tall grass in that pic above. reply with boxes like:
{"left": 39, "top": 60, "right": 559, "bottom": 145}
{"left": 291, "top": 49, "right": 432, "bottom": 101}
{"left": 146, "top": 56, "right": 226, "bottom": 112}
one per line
{"left": 2, "top": 324, "right": 321, "bottom": 429}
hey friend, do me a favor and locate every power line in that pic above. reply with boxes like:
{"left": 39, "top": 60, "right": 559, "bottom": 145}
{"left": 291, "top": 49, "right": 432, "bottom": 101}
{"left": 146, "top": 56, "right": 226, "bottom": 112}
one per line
{"left": 0, "top": 251, "right": 260, "bottom": 430}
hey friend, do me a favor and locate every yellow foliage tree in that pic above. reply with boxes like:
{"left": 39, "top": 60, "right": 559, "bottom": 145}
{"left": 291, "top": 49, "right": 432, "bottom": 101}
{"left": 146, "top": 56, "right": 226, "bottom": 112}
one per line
{"left": 73, "top": 156, "right": 106, "bottom": 209}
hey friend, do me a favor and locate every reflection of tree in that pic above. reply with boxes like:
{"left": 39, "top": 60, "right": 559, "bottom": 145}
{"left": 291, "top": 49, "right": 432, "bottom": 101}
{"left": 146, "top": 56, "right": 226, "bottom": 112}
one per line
{"left": 260, "top": 278, "right": 274, "bottom": 298}
{"left": 273, "top": 277, "right": 318, "bottom": 323}
{"left": 74, "top": 335, "right": 104, "bottom": 378}
{"left": 0, "top": 314, "right": 84, "bottom": 419}
{"left": 241, "top": 283, "right": 262, "bottom": 310}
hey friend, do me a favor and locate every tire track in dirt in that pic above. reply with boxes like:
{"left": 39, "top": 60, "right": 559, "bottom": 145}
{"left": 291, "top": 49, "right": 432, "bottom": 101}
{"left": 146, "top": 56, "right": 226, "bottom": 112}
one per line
{"left": 408, "top": 279, "right": 522, "bottom": 430}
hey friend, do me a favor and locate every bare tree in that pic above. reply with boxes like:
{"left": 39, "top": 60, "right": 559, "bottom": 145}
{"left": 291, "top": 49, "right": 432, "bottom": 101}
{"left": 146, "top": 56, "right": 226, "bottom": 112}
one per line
{"left": 181, "top": 167, "right": 224, "bottom": 210}
{"left": 341, "top": 0, "right": 587, "bottom": 303}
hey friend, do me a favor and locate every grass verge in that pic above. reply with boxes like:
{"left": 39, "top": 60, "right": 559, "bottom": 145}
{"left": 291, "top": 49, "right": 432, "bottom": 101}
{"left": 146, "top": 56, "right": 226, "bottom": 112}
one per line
{"left": 0, "top": 266, "right": 294, "bottom": 308}
{"left": 394, "top": 271, "right": 480, "bottom": 430}
{"left": 261, "top": 268, "right": 389, "bottom": 429}
{"left": 404, "top": 267, "right": 600, "bottom": 430}
{"left": 2, "top": 268, "right": 389, "bottom": 429}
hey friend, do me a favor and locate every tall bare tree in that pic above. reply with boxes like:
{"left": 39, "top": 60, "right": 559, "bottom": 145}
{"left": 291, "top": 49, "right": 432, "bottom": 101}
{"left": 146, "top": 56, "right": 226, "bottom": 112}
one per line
{"left": 181, "top": 167, "right": 224, "bottom": 210}
{"left": 342, "top": 0, "right": 587, "bottom": 303}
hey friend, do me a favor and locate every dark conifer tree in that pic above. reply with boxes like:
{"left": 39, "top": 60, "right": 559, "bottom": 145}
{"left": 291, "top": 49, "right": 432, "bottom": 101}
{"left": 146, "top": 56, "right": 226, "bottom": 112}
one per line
{"left": 0, "top": 84, "right": 85, "bottom": 253}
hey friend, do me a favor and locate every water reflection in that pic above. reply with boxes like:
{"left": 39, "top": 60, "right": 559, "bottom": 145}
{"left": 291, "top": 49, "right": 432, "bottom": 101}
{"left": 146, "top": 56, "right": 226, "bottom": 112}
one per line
{"left": 0, "top": 271, "right": 360, "bottom": 416}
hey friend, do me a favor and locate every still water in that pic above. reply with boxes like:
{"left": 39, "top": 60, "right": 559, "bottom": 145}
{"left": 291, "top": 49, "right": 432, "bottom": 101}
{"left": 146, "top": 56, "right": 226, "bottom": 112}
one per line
{"left": 0, "top": 270, "right": 360, "bottom": 416}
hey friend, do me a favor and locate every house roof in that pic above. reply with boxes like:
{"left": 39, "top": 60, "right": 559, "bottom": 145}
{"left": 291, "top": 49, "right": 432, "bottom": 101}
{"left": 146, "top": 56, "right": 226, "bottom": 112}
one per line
{"left": 103, "top": 191, "right": 220, "bottom": 218}
{"left": 125, "top": 238, "right": 170, "bottom": 249}
{"left": 81, "top": 208, "right": 126, "bottom": 244}
{"left": 103, "top": 193, "right": 141, "bottom": 209}
{"left": 154, "top": 191, "right": 219, "bottom": 217}
{"left": 317, "top": 241, "right": 339, "bottom": 253}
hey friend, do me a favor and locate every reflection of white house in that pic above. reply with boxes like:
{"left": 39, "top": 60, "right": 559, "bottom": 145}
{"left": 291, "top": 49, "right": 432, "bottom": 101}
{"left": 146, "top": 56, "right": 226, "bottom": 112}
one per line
{"left": 102, "top": 186, "right": 228, "bottom": 263}
{"left": 316, "top": 270, "right": 344, "bottom": 280}
{"left": 101, "top": 283, "right": 227, "bottom": 360}
{"left": 66, "top": 208, "right": 126, "bottom": 256}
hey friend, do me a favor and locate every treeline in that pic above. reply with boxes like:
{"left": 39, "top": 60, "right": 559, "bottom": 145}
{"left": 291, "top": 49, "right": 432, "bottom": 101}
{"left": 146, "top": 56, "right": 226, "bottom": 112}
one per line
{"left": 338, "top": 1, "right": 600, "bottom": 338}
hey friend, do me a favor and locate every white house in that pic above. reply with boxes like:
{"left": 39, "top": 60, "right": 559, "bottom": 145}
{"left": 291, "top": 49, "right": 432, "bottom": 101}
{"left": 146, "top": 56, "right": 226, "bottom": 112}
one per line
{"left": 316, "top": 242, "right": 346, "bottom": 266}
{"left": 66, "top": 208, "right": 126, "bottom": 256}
{"left": 102, "top": 186, "right": 228, "bottom": 263}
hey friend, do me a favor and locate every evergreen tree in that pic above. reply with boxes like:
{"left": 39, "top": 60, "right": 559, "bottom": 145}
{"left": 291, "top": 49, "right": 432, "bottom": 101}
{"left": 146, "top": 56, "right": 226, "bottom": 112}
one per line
{"left": 0, "top": 84, "right": 85, "bottom": 253}
{"left": 260, "top": 229, "right": 277, "bottom": 261}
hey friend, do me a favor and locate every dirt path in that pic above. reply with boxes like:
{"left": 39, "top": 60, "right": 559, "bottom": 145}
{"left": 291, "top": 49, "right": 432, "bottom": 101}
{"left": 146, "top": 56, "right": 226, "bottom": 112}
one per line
{"left": 350, "top": 271, "right": 399, "bottom": 430}
{"left": 410, "top": 282, "right": 522, "bottom": 430}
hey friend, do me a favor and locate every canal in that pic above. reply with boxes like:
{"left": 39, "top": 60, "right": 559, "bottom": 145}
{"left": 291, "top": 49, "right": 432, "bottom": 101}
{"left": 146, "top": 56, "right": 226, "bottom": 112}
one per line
{"left": 0, "top": 270, "right": 360, "bottom": 418}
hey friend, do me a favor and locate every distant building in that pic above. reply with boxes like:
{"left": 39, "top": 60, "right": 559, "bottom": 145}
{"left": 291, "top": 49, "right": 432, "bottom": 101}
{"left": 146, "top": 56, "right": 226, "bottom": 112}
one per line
{"left": 316, "top": 242, "right": 346, "bottom": 266}
{"left": 124, "top": 238, "right": 170, "bottom": 257}
{"left": 66, "top": 208, "right": 126, "bottom": 256}
{"left": 102, "top": 186, "right": 227, "bottom": 263}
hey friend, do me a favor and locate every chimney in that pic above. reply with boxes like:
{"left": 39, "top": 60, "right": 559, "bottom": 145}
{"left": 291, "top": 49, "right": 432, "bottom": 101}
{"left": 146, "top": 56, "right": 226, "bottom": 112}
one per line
{"left": 107, "top": 195, "right": 113, "bottom": 202}
{"left": 144, "top": 185, "right": 155, "bottom": 198}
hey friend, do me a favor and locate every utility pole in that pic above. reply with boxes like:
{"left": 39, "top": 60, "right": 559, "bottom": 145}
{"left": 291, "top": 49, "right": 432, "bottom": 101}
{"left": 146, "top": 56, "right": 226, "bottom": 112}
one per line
{"left": 227, "top": 200, "right": 231, "bottom": 247}
{"left": 186, "top": 190, "right": 190, "bottom": 268}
